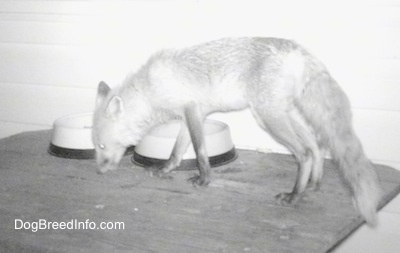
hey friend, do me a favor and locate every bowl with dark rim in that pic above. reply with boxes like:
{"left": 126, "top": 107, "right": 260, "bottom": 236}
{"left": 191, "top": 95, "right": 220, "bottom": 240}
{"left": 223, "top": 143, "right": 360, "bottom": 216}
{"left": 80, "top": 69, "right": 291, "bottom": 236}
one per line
{"left": 132, "top": 119, "right": 237, "bottom": 170}
{"left": 48, "top": 112, "right": 134, "bottom": 159}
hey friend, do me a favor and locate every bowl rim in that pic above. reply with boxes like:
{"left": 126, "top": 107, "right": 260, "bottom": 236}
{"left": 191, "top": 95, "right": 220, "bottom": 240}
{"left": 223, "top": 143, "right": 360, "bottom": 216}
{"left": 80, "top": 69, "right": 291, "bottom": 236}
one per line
{"left": 53, "top": 112, "right": 93, "bottom": 130}
{"left": 132, "top": 147, "right": 237, "bottom": 169}
{"left": 135, "top": 119, "right": 234, "bottom": 159}
{"left": 145, "top": 119, "right": 229, "bottom": 140}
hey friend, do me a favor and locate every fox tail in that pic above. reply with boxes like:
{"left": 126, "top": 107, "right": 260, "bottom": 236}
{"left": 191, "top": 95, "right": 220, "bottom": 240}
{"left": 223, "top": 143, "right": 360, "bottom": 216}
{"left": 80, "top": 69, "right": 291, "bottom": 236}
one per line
{"left": 298, "top": 70, "right": 382, "bottom": 226}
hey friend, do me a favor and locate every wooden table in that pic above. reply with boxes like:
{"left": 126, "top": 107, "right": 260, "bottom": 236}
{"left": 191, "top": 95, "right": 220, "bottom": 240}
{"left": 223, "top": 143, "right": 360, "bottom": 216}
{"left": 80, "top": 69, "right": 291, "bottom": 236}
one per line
{"left": 1, "top": 130, "right": 400, "bottom": 253}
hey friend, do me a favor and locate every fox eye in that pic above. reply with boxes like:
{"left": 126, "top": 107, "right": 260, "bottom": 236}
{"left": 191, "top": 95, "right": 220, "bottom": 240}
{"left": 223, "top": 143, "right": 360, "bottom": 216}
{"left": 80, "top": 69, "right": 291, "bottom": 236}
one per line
{"left": 98, "top": 144, "right": 105, "bottom": 149}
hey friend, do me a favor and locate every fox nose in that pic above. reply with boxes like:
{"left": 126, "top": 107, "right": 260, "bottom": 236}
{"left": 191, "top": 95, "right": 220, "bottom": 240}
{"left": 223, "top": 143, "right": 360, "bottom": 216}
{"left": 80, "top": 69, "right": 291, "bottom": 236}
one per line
{"left": 96, "top": 157, "right": 120, "bottom": 174}
{"left": 100, "top": 158, "right": 110, "bottom": 167}
{"left": 97, "top": 169, "right": 105, "bottom": 175}
{"left": 96, "top": 158, "right": 111, "bottom": 174}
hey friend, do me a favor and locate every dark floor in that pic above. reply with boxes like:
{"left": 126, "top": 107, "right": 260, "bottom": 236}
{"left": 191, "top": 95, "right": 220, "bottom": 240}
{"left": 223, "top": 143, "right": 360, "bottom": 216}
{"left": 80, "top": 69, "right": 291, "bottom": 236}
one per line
{"left": 1, "top": 130, "right": 400, "bottom": 253}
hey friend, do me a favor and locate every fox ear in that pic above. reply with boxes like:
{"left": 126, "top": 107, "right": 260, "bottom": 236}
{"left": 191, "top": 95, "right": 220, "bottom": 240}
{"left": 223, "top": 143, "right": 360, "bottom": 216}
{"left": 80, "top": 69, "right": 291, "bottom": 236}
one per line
{"left": 96, "top": 81, "right": 111, "bottom": 107}
{"left": 98, "top": 81, "right": 111, "bottom": 96}
{"left": 106, "top": 96, "right": 124, "bottom": 120}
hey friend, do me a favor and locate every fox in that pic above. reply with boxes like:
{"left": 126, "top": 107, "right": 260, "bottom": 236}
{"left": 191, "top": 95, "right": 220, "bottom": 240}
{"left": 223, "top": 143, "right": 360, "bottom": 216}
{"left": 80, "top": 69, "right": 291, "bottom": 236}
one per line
{"left": 92, "top": 37, "right": 381, "bottom": 226}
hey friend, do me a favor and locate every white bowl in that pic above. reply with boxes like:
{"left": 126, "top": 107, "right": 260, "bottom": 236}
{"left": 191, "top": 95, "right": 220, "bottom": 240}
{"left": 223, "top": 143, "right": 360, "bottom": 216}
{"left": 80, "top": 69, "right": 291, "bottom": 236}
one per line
{"left": 48, "top": 112, "right": 137, "bottom": 159}
{"left": 50, "top": 112, "right": 94, "bottom": 149}
{"left": 132, "top": 120, "right": 237, "bottom": 169}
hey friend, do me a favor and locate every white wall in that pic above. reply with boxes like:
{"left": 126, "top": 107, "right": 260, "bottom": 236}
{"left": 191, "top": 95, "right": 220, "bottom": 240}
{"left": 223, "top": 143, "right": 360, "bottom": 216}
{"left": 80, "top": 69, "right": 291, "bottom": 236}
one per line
{"left": 1, "top": 0, "right": 399, "bottom": 170}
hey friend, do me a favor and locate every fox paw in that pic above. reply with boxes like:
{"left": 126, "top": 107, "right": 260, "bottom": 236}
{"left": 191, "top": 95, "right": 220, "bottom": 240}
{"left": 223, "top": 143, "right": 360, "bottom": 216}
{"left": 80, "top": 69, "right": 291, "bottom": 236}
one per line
{"left": 146, "top": 165, "right": 173, "bottom": 180}
{"left": 188, "top": 174, "right": 210, "bottom": 187}
{"left": 306, "top": 181, "right": 321, "bottom": 191}
{"left": 275, "top": 192, "right": 299, "bottom": 205}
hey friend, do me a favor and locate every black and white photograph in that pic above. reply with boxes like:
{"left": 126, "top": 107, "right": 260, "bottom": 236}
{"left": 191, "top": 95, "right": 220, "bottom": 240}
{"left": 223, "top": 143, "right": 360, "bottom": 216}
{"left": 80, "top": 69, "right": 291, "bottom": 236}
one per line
{"left": 1, "top": 0, "right": 400, "bottom": 252}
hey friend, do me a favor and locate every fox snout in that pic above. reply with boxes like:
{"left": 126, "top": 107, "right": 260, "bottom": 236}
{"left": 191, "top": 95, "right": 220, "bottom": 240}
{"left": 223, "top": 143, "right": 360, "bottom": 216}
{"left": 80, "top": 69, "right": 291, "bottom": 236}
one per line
{"left": 96, "top": 156, "right": 121, "bottom": 174}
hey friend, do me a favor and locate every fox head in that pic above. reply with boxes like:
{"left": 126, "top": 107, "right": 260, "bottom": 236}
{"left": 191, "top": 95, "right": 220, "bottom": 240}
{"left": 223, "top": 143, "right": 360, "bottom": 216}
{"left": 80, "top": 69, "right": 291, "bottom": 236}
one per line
{"left": 92, "top": 81, "right": 153, "bottom": 174}
{"left": 92, "top": 81, "right": 128, "bottom": 174}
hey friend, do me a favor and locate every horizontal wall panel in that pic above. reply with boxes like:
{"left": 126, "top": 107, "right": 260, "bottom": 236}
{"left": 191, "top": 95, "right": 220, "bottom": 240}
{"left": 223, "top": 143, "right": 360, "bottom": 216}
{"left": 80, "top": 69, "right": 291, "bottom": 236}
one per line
{"left": 1, "top": 1, "right": 400, "bottom": 59}
{"left": 0, "top": 82, "right": 96, "bottom": 126}
{"left": 0, "top": 44, "right": 110, "bottom": 88}
{"left": 0, "top": 1, "right": 92, "bottom": 16}
{"left": 352, "top": 109, "right": 400, "bottom": 164}
{"left": 0, "top": 20, "right": 95, "bottom": 45}
{"left": 330, "top": 59, "right": 400, "bottom": 111}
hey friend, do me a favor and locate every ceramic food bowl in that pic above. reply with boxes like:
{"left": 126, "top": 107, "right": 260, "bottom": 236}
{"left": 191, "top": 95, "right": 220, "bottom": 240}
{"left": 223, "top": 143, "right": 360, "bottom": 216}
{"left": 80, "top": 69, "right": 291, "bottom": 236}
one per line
{"left": 132, "top": 120, "right": 237, "bottom": 169}
{"left": 48, "top": 112, "right": 134, "bottom": 159}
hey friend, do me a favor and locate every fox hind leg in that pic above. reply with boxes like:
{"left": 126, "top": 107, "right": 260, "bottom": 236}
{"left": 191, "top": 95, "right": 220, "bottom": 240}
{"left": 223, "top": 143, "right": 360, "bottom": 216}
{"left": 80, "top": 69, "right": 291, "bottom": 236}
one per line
{"left": 250, "top": 102, "right": 320, "bottom": 204}
{"left": 308, "top": 147, "right": 326, "bottom": 190}
{"left": 289, "top": 106, "right": 326, "bottom": 191}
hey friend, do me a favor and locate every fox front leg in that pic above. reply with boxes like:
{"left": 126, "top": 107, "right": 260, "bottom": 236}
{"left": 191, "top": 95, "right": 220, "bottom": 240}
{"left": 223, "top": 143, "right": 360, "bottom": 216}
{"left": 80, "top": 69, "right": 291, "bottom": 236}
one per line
{"left": 184, "top": 103, "right": 211, "bottom": 186}
{"left": 148, "top": 122, "right": 191, "bottom": 178}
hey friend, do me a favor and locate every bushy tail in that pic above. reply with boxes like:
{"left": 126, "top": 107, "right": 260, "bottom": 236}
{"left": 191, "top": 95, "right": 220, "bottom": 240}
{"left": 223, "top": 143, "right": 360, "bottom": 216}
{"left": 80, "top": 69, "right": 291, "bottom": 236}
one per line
{"left": 298, "top": 70, "right": 382, "bottom": 226}
{"left": 330, "top": 129, "right": 381, "bottom": 226}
